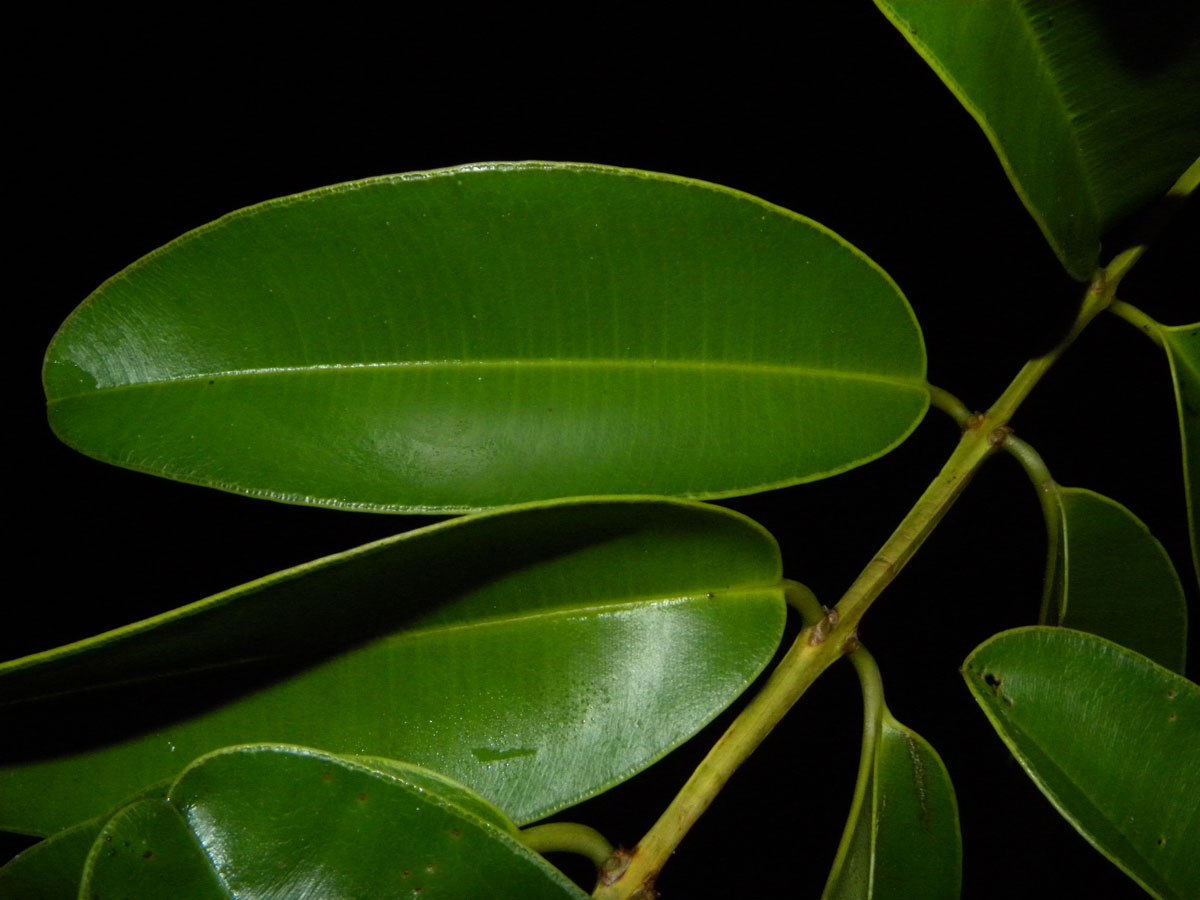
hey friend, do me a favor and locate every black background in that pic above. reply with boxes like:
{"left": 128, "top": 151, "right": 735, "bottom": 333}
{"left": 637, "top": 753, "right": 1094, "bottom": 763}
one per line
{"left": 6, "top": 8, "right": 1196, "bottom": 898}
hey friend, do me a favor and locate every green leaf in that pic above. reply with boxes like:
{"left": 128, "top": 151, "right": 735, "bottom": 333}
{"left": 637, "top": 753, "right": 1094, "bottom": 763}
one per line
{"left": 0, "top": 497, "right": 785, "bottom": 837}
{"left": 1163, "top": 324, "right": 1200, "bottom": 588}
{"left": 0, "top": 819, "right": 109, "bottom": 899}
{"left": 79, "top": 746, "right": 588, "bottom": 900}
{"left": 963, "top": 627, "right": 1200, "bottom": 900}
{"left": 874, "top": 1, "right": 1200, "bottom": 279}
{"left": 1041, "top": 486, "right": 1187, "bottom": 672}
{"left": 0, "top": 784, "right": 168, "bottom": 899}
{"left": 44, "top": 162, "right": 928, "bottom": 513}
{"left": 83, "top": 800, "right": 231, "bottom": 899}
{"left": 824, "top": 651, "right": 961, "bottom": 900}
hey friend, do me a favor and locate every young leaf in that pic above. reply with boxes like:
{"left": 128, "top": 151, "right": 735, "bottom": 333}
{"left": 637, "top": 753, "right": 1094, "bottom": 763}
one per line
{"left": 44, "top": 162, "right": 928, "bottom": 512}
{"left": 1041, "top": 486, "right": 1187, "bottom": 672}
{"left": 824, "top": 650, "right": 961, "bottom": 900}
{"left": 874, "top": 1, "right": 1200, "bottom": 280}
{"left": 1163, "top": 324, "right": 1200, "bottom": 588}
{"left": 963, "top": 627, "right": 1200, "bottom": 900}
{"left": 0, "top": 497, "right": 785, "bottom": 837}
{"left": 79, "top": 745, "right": 589, "bottom": 900}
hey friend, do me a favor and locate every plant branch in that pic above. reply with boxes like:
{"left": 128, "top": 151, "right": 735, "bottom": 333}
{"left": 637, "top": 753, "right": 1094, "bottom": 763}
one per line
{"left": 593, "top": 268, "right": 1123, "bottom": 900}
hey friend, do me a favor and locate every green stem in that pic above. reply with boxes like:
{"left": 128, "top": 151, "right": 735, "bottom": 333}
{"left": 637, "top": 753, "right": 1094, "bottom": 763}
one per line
{"left": 783, "top": 579, "right": 824, "bottom": 625}
{"left": 1004, "top": 435, "right": 1064, "bottom": 624}
{"left": 927, "top": 383, "right": 972, "bottom": 427}
{"left": 593, "top": 269, "right": 1122, "bottom": 900}
{"left": 520, "top": 822, "right": 615, "bottom": 871}
{"left": 821, "top": 644, "right": 886, "bottom": 889}
{"left": 1108, "top": 300, "right": 1166, "bottom": 349}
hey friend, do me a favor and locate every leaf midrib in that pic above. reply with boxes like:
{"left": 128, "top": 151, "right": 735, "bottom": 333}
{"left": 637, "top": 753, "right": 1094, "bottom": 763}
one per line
{"left": 1009, "top": 0, "right": 1101, "bottom": 223}
{"left": 51, "top": 357, "right": 929, "bottom": 402}
{"left": 391, "top": 586, "right": 778, "bottom": 641}
{"left": 1, "top": 588, "right": 780, "bottom": 704}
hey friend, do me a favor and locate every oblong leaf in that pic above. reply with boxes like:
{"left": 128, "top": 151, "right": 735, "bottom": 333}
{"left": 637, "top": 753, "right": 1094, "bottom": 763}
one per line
{"left": 1041, "top": 486, "right": 1187, "bottom": 672}
{"left": 1163, "top": 324, "right": 1200, "bottom": 588}
{"left": 874, "top": 1, "right": 1200, "bottom": 279}
{"left": 0, "top": 497, "right": 785, "bottom": 837}
{"left": 824, "top": 652, "right": 960, "bottom": 900}
{"left": 963, "top": 627, "right": 1200, "bottom": 900}
{"left": 44, "top": 162, "right": 927, "bottom": 512}
{"left": 80, "top": 746, "right": 587, "bottom": 900}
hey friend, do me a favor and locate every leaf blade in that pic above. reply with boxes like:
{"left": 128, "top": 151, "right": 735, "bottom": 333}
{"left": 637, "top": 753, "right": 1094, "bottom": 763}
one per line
{"left": 44, "top": 162, "right": 927, "bottom": 511}
{"left": 0, "top": 784, "right": 170, "bottom": 900}
{"left": 1042, "top": 486, "right": 1187, "bottom": 672}
{"left": 874, "top": 1, "right": 1200, "bottom": 279}
{"left": 0, "top": 497, "right": 785, "bottom": 836}
{"left": 963, "top": 627, "right": 1200, "bottom": 900}
{"left": 80, "top": 746, "right": 588, "bottom": 900}
{"left": 823, "top": 651, "right": 960, "bottom": 900}
{"left": 1163, "top": 324, "right": 1200, "bottom": 589}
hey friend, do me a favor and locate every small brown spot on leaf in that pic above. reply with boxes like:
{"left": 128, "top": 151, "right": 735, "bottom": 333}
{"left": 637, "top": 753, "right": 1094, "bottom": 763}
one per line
{"left": 322, "top": 772, "right": 333, "bottom": 782}
{"left": 142, "top": 850, "right": 154, "bottom": 860}
{"left": 449, "top": 828, "right": 462, "bottom": 838}
{"left": 357, "top": 793, "right": 368, "bottom": 802}
{"left": 1166, "top": 689, "right": 1177, "bottom": 700}
{"left": 401, "top": 869, "right": 412, "bottom": 879}
{"left": 425, "top": 863, "right": 436, "bottom": 874}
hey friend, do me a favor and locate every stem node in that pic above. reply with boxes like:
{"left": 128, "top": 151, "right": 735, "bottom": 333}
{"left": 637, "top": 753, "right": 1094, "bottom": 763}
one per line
{"left": 807, "top": 606, "right": 840, "bottom": 646}
{"left": 599, "top": 848, "right": 634, "bottom": 887}
{"left": 988, "top": 425, "right": 1014, "bottom": 447}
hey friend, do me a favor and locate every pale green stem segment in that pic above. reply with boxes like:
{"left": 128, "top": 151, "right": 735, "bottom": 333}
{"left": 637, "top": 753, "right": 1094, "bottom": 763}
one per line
{"left": 1003, "top": 435, "right": 1063, "bottom": 623}
{"left": 926, "top": 384, "right": 972, "bottom": 427}
{"left": 1109, "top": 300, "right": 1166, "bottom": 349}
{"left": 820, "top": 643, "right": 888, "bottom": 891}
{"left": 519, "top": 822, "right": 615, "bottom": 871}
{"left": 784, "top": 579, "right": 825, "bottom": 626}
{"left": 593, "top": 210, "right": 1166, "bottom": 900}
{"left": 847, "top": 642, "right": 886, "bottom": 778}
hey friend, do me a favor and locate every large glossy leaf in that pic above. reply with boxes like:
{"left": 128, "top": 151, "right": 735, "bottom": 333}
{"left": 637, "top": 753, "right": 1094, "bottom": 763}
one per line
{"left": 0, "top": 497, "right": 785, "bottom": 836}
{"left": 963, "top": 627, "right": 1200, "bottom": 900}
{"left": 44, "top": 162, "right": 928, "bottom": 512}
{"left": 1163, "top": 324, "right": 1200, "bottom": 587}
{"left": 824, "top": 652, "right": 960, "bottom": 900}
{"left": 79, "top": 745, "right": 588, "bottom": 900}
{"left": 874, "top": 1, "right": 1200, "bottom": 279}
{"left": 1041, "top": 486, "right": 1187, "bottom": 672}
